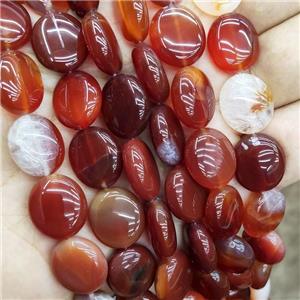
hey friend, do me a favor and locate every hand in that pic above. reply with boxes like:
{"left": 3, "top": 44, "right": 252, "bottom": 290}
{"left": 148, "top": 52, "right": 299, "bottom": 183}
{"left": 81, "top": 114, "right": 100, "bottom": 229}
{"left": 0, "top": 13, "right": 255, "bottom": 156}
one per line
{"left": 1, "top": 1, "right": 299, "bottom": 299}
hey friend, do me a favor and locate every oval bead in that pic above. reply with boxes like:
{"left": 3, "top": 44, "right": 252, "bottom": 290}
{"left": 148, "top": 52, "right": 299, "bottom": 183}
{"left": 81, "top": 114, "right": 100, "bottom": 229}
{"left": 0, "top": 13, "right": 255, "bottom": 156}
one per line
{"left": 227, "top": 288, "right": 250, "bottom": 300}
{"left": 132, "top": 44, "right": 169, "bottom": 104}
{"left": 205, "top": 185, "right": 243, "bottom": 238}
{"left": 69, "top": 0, "right": 99, "bottom": 17}
{"left": 108, "top": 245, "right": 156, "bottom": 298}
{"left": 69, "top": 127, "right": 122, "bottom": 189}
{"left": 51, "top": 237, "right": 107, "bottom": 293}
{"left": 82, "top": 11, "right": 122, "bottom": 75}
{"left": 8, "top": 114, "right": 64, "bottom": 176}
{"left": 235, "top": 134, "right": 285, "bottom": 192}
{"left": 226, "top": 269, "right": 252, "bottom": 290}
{"left": 89, "top": 188, "right": 145, "bottom": 248}
{"left": 195, "top": 1, "right": 241, "bottom": 16}
{"left": 32, "top": 12, "right": 87, "bottom": 72}
{"left": 188, "top": 223, "right": 217, "bottom": 272}
{"left": 147, "top": 199, "right": 177, "bottom": 258}
{"left": 183, "top": 290, "right": 206, "bottom": 300}
{"left": 117, "top": 0, "right": 149, "bottom": 43}
{"left": 150, "top": 6, "right": 205, "bottom": 67}
{"left": 0, "top": 1, "right": 31, "bottom": 50}
{"left": 207, "top": 13, "right": 259, "bottom": 73}
{"left": 26, "top": 1, "right": 69, "bottom": 15}
{"left": 0, "top": 50, "right": 43, "bottom": 115}
{"left": 171, "top": 67, "right": 216, "bottom": 128}
{"left": 251, "top": 260, "right": 272, "bottom": 289}
{"left": 122, "top": 138, "right": 160, "bottom": 201}
{"left": 102, "top": 74, "right": 151, "bottom": 138}
{"left": 150, "top": 105, "right": 185, "bottom": 165}
{"left": 155, "top": 250, "right": 192, "bottom": 300}
{"left": 29, "top": 174, "right": 87, "bottom": 239}
{"left": 184, "top": 128, "right": 236, "bottom": 189}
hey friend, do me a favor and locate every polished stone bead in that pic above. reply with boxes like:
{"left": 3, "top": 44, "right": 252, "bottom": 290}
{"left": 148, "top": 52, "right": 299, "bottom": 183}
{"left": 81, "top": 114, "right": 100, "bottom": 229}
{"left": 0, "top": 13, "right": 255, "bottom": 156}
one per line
{"left": 8, "top": 114, "right": 64, "bottom": 176}
{"left": 117, "top": 0, "right": 149, "bottom": 43}
{"left": 235, "top": 134, "right": 285, "bottom": 192}
{"left": 122, "top": 138, "right": 160, "bottom": 201}
{"left": 155, "top": 250, "right": 192, "bottom": 300}
{"left": 226, "top": 269, "right": 252, "bottom": 290}
{"left": 251, "top": 260, "right": 272, "bottom": 289}
{"left": 69, "top": 0, "right": 99, "bottom": 17}
{"left": 102, "top": 74, "right": 151, "bottom": 138}
{"left": 194, "top": 1, "right": 241, "bottom": 16}
{"left": 171, "top": 67, "right": 216, "bottom": 128}
{"left": 132, "top": 44, "right": 169, "bottom": 104}
{"left": 146, "top": 199, "right": 177, "bottom": 258}
{"left": 73, "top": 291, "right": 115, "bottom": 300}
{"left": 0, "top": 1, "right": 31, "bottom": 50}
{"left": 227, "top": 288, "right": 250, "bottom": 300}
{"left": 26, "top": 1, "right": 69, "bottom": 15}
{"left": 150, "top": 105, "right": 184, "bottom": 165}
{"left": 29, "top": 174, "right": 87, "bottom": 239}
{"left": 150, "top": 6, "right": 205, "bottom": 67}
{"left": 108, "top": 245, "right": 156, "bottom": 298}
{"left": 69, "top": 127, "right": 122, "bottom": 189}
{"left": 89, "top": 188, "right": 145, "bottom": 248}
{"left": 205, "top": 185, "right": 243, "bottom": 238}
{"left": 51, "top": 237, "right": 107, "bottom": 293}
{"left": 82, "top": 11, "right": 122, "bottom": 75}
{"left": 1, "top": 50, "right": 43, "bottom": 115}
{"left": 32, "top": 12, "right": 87, "bottom": 72}
{"left": 183, "top": 290, "right": 206, "bottom": 300}
{"left": 185, "top": 128, "right": 236, "bottom": 189}
{"left": 53, "top": 71, "right": 102, "bottom": 129}
{"left": 165, "top": 165, "right": 207, "bottom": 223}
{"left": 207, "top": 13, "right": 259, "bottom": 73}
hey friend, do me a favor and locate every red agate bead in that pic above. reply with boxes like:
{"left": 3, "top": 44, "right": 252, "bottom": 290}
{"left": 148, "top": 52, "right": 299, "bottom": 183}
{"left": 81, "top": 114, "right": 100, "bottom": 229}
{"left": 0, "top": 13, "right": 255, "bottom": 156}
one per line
{"left": 26, "top": 1, "right": 69, "bottom": 15}
{"left": 183, "top": 290, "right": 206, "bottom": 300}
{"left": 226, "top": 269, "right": 252, "bottom": 290}
{"left": 227, "top": 288, "right": 250, "bottom": 300}
{"left": 251, "top": 260, "right": 272, "bottom": 289}
{"left": 69, "top": 0, "right": 99, "bottom": 17}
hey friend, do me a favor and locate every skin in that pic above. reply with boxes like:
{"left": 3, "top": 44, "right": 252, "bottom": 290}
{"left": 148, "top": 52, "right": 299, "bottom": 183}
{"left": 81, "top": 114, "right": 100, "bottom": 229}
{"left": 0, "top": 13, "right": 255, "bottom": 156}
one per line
{"left": 1, "top": 1, "right": 299, "bottom": 299}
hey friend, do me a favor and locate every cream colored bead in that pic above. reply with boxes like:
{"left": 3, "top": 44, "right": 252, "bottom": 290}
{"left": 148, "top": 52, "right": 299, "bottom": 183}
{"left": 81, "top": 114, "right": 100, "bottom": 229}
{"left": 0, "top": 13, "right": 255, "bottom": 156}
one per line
{"left": 194, "top": 0, "right": 241, "bottom": 16}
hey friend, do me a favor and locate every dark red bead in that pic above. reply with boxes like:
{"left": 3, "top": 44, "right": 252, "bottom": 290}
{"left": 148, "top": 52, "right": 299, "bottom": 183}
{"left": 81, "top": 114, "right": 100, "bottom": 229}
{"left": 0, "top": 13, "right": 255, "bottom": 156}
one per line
{"left": 226, "top": 269, "right": 252, "bottom": 290}
{"left": 226, "top": 288, "right": 250, "bottom": 300}
{"left": 183, "top": 290, "right": 206, "bottom": 300}
{"left": 251, "top": 260, "right": 272, "bottom": 289}
{"left": 69, "top": 0, "right": 99, "bottom": 17}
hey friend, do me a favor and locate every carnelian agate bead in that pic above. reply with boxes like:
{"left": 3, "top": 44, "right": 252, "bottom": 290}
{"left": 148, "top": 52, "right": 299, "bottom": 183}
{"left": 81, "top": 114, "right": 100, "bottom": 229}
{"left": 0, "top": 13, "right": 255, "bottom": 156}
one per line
{"left": 108, "top": 245, "right": 156, "bottom": 298}
{"left": 69, "top": 127, "right": 122, "bottom": 189}
{"left": 183, "top": 290, "right": 206, "bottom": 300}
{"left": 132, "top": 44, "right": 169, "bottom": 104}
{"left": 89, "top": 188, "right": 145, "bottom": 248}
{"left": 122, "top": 139, "right": 160, "bottom": 201}
{"left": 171, "top": 67, "right": 216, "bottom": 128}
{"left": 155, "top": 250, "right": 192, "bottom": 300}
{"left": 205, "top": 186, "right": 243, "bottom": 238}
{"left": 146, "top": 199, "right": 177, "bottom": 258}
{"left": 150, "top": 105, "right": 185, "bottom": 165}
{"left": 251, "top": 260, "right": 272, "bottom": 289}
{"left": 235, "top": 134, "right": 285, "bottom": 192}
{"left": 69, "top": 0, "right": 99, "bottom": 17}
{"left": 226, "top": 269, "right": 252, "bottom": 290}
{"left": 117, "top": 0, "right": 149, "bottom": 43}
{"left": 0, "top": 1, "right": 31, "bottom": 50}
{"left": 82, "top": 11, "right": 122, "bottom": 75}
{"left": 102, "top": 74, "right": 151, "bottom": 138}
{"left": 150, "top": 6, "right": 205, "bottom": 67}
{"left": 185, "top": 128, "right": 236, "bottom": 189}
{"left": 29, "top": 174, "right": 87, "bottom": 239}
{"left": 165, "top": 165, "right": 207, "bottom": 223}
{"left": 227, "top": 288, "right": 250, "bottom": 300}
{"left": 26, "top": 1, "right": 69, "bottom": 15}
{"left": 0, "top": 51, "right": 43, "bottom": 115}
{"left": 207, "top": 13, "right": 259, "bottom": 73}
{"left": 32, "top": 12, "right": 87, "bottom": 73}
{"left": 51, "top": 237, "right": 107, "bottom": 293}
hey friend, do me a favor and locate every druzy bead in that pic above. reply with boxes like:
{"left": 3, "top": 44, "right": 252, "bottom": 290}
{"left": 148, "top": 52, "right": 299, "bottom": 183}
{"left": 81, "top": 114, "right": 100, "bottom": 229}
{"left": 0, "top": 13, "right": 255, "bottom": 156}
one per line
{"left": 0, "top": 51, "right": 43, "bottom": 115}
{"left": 0, "top": 1, "right": 31, "bottom": 50}
{"left": 122, "top": 138, "right": 160, "bottom": 201}
{"left": 8, "top": 115, "right": 64, "bottom": 176}
{"left": 32, "top": 12, "right": 87, "bottom": 72}
{"left": 29, "top": 174, "right": 87, "bottom": 239}
{"left": 102, "top": 74, "right": 151, "bottom": 138}
{"left": 51, "top": 237, "right": 107, "bottom": 293}
{"left": 215, "top": 235, "right": 255, "bottom": 273}
{"left": 69, "top": 127, "right": 122, "bottom": 189}
{"left": 171, "top": 67, "right": 216, "bottom": 128}
{"left": 69, "top": 0, "right": 99, "bottom": 17}
{"left": 117, "top": 0, "right": 149, "bottom": 43}
{"left": 132, "top": 44, "right": 169, "bottom": 104}
{"left": 251, "top": 260, "right": 272, "bottom": 289}
{"left": 146, "top": 199, "right": 177, "bottom": 258}
{"left": 155, "top": 250, "right": 192, "bottom": 300}
{"left": 108, "top": 245, "right": 156, "bottom": 298}
{"left": 165, "top": 165, "right": 207, "bottom": 223}
{"left": 89, "top": 188, "right": 145, "bottom": 248}
{"left": 150, "top": 105, "right": 185, "bottom": 165}
{"left": 235, "top": 134, "right": 285, "bottom": 192}
{"left": 185, "top": 128, "right": 236, "bottom": 189}
{"left": 26, "top": 1, "right": 69, "bottom": 15}
{"left": 82, "top": 11, "right": 122, "bottom": 75}
{"left": 205, "top": 186, "right": 243, "bottom": 238}
{"left": 150, "top": 6, "right": 205, "bottom": 67}
{"left": 226, "top": 269, "right": 252, "bottom": 290}
{"left": 207, "top": 13, "right": 259, "bottom": 73}
{"left": 53, "top": 71, "right": 101, "bottom": 129}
